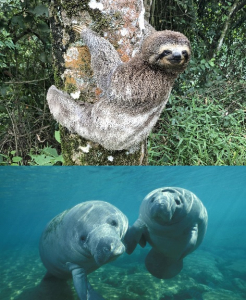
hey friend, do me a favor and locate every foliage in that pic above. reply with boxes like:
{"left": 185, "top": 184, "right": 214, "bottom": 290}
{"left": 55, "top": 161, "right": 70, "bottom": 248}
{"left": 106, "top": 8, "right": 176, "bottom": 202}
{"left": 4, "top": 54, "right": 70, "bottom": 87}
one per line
{"left": 0, "top": 150, "right": 23, "bottom": 166}
{"left": 29, "top": 146, "right": 64, "bottom": 165}
{"left": 148, "top": 80, "right": 246, "bottom": 165}
{"left": 0, "top": 145, "right": 64, "bottom": 166}
{"left": 0, "top": 0, "right": 57, "bottom": 165}
{"left": 0, "top": 130, "right": 64, "bottom": 165}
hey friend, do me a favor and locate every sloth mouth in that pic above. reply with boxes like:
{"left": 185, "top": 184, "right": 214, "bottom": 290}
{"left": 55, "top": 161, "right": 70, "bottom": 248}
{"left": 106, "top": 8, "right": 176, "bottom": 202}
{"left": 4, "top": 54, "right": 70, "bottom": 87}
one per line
{"left": 168, "top": 58, "right": 183, "bottom": 64}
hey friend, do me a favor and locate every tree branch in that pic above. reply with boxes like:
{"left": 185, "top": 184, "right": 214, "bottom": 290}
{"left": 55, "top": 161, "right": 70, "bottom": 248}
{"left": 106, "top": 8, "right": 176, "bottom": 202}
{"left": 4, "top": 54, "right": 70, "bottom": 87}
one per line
{"left": 213, "top": 0, "right": 241, "bottom": 57}
{"left": 4, "top": 78, "right": 49, "bottom": 84}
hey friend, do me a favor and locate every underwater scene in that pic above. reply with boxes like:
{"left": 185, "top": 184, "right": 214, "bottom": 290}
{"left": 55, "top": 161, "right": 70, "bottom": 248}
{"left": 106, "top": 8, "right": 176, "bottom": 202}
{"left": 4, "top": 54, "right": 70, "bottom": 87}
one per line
{"left": 0, "top": 166, "right": 246, "bottom": 300}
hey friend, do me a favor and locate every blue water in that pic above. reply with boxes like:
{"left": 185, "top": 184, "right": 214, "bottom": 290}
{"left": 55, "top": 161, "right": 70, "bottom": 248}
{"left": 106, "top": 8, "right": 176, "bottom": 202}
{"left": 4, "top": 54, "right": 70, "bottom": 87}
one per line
{"left": 0, "top": 166, "right": 246, "bottom": 300}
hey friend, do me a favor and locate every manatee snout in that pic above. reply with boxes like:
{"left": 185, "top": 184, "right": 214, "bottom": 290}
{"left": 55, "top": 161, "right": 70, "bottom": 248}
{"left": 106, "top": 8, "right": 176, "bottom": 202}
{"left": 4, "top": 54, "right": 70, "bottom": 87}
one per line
{"left": 149, "top": 192, "right": 176, "bottom": 223}
{"left": 93, "top": 237, "right": 125, "bottom": 265}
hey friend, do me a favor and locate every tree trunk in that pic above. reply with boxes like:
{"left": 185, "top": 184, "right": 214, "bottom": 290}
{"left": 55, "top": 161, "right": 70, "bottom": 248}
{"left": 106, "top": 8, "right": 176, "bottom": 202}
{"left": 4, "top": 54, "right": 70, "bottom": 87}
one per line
{"left": 49, "top": 0, "right": 148, "bottom": 165}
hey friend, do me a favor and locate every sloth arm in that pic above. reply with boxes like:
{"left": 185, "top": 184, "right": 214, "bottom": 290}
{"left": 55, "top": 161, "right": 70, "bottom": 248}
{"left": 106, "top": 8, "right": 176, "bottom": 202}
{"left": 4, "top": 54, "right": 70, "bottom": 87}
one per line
{"left": 80, "top": 28, "right": 122, "bottom": 92}
{"left": 80, "top": 22, "right": 155, "bottom": 92}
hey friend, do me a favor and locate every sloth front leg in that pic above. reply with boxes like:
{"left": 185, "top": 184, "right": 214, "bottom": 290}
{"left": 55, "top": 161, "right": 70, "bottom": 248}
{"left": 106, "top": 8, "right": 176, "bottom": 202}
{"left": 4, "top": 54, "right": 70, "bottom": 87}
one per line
{"left": 73, "top": 25, "right": 122, "bottom": 92}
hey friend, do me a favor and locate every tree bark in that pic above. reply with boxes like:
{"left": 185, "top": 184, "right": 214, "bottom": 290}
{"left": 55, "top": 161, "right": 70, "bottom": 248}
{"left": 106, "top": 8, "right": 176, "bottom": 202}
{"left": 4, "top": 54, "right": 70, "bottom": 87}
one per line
{"left": 49, "top": 0, "right": 148, "bottom": 165}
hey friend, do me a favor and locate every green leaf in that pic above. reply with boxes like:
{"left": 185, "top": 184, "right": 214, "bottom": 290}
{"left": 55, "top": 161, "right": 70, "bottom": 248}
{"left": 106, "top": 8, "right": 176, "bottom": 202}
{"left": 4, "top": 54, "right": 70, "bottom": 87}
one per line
{"left": 39, "top": 52, "right": 46, "bottom": 63}
{"left": 30, "top": 154, "right": 52, "bottom": 165}
{"left": 43, "top": 146, "right": 58, "bottom": 157}
{"left": 11, "top": 16, "right": 25, "bottom": 28}
{"left": 12, "top": 156, "right": 22, "bottom": 163}
{"left": 33, "top": 5, "right": 49, "bottom": 17}
{"left": 0, "top": 86, "right": 7, "bottom": 96}
{"left": 37, "top": 22, "right": 49, "bottom": 32}
{"left": 55, "top": 155, "right": 64, "bottom": 163}
{"left": 55, "top": 130, "right": 61, "bottom": 143}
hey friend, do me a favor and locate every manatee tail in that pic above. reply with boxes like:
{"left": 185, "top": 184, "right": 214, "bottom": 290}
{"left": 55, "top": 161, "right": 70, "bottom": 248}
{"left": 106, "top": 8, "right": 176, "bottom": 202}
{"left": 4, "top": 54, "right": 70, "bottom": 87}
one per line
{"left": 145, "top": 249, "right": 183, "bottom": 279}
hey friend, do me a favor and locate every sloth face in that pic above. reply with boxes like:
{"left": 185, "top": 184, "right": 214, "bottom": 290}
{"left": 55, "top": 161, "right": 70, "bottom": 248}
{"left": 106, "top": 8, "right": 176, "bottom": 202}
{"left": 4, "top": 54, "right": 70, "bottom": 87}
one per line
{"left": 156, "top": 44, "right": 190, "bottom": 67}
{"left": 148, "top": 43, "right": 191, "bottom": 71}
{"left": 142, "top": 30, "right": 191, "bottom": 73}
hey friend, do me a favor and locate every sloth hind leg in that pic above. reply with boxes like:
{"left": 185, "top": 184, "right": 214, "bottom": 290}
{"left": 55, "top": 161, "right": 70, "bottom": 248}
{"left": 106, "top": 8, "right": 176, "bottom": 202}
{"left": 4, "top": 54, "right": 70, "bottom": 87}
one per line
{"left": 74, "top": 25, "right": 122, "bottom": 92}
{"left": 47, "top": 85, "right": 92, "bottom": 138}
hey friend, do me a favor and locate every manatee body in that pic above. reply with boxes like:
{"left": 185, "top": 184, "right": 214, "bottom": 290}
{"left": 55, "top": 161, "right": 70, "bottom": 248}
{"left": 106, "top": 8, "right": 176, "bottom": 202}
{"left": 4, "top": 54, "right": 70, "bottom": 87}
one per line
{"left": 39, "top": 201, "right": 128, "bottom": 300}
{"left": 125, "top": 187, "right": 208, "bottom": 279}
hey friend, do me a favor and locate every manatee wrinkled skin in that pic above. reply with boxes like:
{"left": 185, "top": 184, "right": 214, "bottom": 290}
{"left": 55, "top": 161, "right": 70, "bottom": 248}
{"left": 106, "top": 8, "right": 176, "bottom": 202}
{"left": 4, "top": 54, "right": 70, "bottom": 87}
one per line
{"left": 39, "top": 201, "right": 128, "bottom": 300}
{"left": 124, "top": 187, "right": 208, "bottom": 279}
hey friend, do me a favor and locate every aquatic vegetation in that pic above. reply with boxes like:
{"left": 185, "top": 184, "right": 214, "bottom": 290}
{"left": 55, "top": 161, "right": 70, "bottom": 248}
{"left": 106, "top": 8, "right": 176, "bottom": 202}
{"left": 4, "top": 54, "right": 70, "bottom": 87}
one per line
{"left": 2, "top": 245, "right": 245, "bottom": 300}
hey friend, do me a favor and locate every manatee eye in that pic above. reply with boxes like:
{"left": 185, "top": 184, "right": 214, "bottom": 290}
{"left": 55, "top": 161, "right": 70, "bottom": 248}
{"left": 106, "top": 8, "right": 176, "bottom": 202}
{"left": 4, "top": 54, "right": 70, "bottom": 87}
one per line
{"left": 175, "top": 199, "right": 181, "bottom": 205}
{"left": 80, "top": 235, "right": 86, "bottom": 242}
{"left": 110, "top": 220, "right": 118, "bottom": 227}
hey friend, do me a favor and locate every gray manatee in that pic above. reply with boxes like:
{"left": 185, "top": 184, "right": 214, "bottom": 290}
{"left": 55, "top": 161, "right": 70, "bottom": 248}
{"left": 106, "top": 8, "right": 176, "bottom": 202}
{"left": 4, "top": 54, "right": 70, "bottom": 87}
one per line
{"left": 124, "top": 187, "right": 208, "bottom": 279}
{"left": 39, "top": 201, "right": 128, "bottom": 300}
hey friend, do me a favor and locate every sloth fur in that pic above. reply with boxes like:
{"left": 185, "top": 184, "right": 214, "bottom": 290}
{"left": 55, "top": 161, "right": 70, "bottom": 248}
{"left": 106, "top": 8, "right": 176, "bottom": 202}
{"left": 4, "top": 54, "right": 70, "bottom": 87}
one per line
{"left": 47, "top": 25, "right": 191, "bottom": 150}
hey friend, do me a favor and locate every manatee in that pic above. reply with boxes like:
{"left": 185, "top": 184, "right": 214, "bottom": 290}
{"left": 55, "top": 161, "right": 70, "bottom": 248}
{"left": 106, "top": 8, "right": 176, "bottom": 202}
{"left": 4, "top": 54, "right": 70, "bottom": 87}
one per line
{"left": 39, "top": 201, "right": 128, "bottom": 300}
{"left": 124, "top": 187, "right": 208, "bottom": 279}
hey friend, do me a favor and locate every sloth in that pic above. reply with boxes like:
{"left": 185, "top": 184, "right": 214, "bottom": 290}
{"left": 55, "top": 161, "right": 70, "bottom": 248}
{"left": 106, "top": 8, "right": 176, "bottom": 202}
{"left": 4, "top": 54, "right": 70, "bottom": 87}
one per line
{"left": 47, "top": 25, "right": 191, "bottom": 150}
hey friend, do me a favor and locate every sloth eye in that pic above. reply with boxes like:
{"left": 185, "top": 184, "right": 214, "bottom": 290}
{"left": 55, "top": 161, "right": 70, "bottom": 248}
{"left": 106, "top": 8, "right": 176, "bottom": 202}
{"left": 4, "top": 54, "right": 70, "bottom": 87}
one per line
{"left": 163, "top": 50, "right": 172, "bottom": 56}
{"left": 158, "top": 50, "right": 172, "bottom": 60}
{"left": 182, "top": 50, "right": 188, "bottom": 56}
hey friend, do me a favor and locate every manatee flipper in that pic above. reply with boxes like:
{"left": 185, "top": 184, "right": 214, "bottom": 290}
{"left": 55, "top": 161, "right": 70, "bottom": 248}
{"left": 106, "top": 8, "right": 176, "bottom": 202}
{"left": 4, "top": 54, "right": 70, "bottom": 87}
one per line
{"left": 145, "top": 249, "right": 183, "bottom": 279}
{"left": 124, "top": 219, "right": 147, "bottom": 254}
{"left": 180, "top": 224, "right": 198, "bottom": 259}
{"left": 67, "top": 263, "right": 106, "bottom": 300}
{"left": 67, "top": 263, "right": 88, "bottom": 299}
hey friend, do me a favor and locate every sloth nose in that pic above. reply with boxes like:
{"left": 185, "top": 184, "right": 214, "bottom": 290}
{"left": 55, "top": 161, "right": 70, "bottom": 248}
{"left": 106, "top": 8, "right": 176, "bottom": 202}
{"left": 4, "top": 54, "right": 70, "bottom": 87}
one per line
{"left": 172, "top": 52, "right": 181, "bottom": 60}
